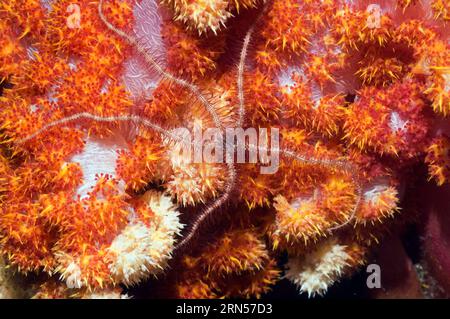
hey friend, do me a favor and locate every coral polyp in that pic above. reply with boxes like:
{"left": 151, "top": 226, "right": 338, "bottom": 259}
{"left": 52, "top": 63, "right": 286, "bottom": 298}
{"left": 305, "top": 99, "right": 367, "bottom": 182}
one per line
{"left": 162, "top": 0, "right": 232, "bottom": 35}
{"left": 0, "top": 0, "right": 449, "bottom": 300}
{"left": 285, "top": 239, "right": 365, "bottom": 297}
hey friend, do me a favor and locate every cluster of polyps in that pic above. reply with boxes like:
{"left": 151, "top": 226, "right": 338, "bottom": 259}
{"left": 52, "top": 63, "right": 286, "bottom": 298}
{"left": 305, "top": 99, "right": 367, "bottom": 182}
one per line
{"left": 0, "top": 0, "right": 448, "bottom": 298}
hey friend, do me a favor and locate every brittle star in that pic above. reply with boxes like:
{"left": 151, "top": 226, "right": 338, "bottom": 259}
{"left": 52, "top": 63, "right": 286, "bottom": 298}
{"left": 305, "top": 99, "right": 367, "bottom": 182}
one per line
{"left": 16, "top": 0, "right": 363, "bottom": 252}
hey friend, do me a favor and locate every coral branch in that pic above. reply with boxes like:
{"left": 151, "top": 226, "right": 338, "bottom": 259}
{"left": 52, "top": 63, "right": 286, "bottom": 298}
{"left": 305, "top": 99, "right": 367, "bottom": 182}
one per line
{"left": 98, "top": 0, "right": 225, "bottom": 131}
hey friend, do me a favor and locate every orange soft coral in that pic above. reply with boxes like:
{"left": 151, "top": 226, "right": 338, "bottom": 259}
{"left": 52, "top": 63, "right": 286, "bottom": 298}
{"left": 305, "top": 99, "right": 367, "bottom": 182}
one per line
{"left": 0, "top": 202, "right": 56, "bottom": 273}
{"left": 410, "top": 39, "right": 449, "bottom": 116}
{"left": 254, "top": 0, "right": 313, "bottom": 73}
{"left": 356, "top": 183, "right": 399, "bottom": 224}
{"left": 425, "top": 135, "right": 450, "bottom": 186}
{"left": 332, "top": 6, "right": 393, "bottom": 51}
{"left": 343, "top": 80, "right": 430, "bottom": 158}
{"left": 425, "top": 65, "right": 450, "bottom": 117}
{"left": 41, "top": 176, "right": 130, "bottom": 289}
{"left": 281, "top": 72, "right": 345, "bottom": 137}
{"left": 238, "top": 163, "right": 281, "bottom": 209}
{"left": 271, "top": 173, "right": 357, "bottom": 251}
{"left": 172, "top": 228, "right": 280, "bottom": 298}
{"left": 243, "top": 69, "right": 282, "bottom": 126}
{"left": 271, "top": 194, "right": 332, "bottom": 249}
{"left": 116, "top": 135, "right": 168, "bottom": 192}
{"left": 2, "top": 0, "right": 449, "bottom": 300}
{"left": 162, "top": 20, "right": 226, "bottom": 81}
{"left": 355, "top": 56, "right": 406, "bottom": 87}
{"left": 167, "top": 162, "right": 226, "bottom": 206}
{"left": 199, "top": 229, "right": 269, "bottom": 275}
{"left": 431, "top": 0, "right": 450, "bottom": 22}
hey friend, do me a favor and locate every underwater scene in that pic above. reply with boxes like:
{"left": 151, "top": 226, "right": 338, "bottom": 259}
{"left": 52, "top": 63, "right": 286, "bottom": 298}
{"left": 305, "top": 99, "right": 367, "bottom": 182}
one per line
{"left": 0, "top": 0, "right": 449, "bottom": 300}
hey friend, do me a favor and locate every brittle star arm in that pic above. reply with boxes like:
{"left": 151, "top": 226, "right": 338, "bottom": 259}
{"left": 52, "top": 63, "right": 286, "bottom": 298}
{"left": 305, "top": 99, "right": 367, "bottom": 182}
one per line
{"left": 234, "top": 5, "right": 363, "bottom": 231}
{"left": 15, "top": 111, "right": 235, "bottom": 251}
{"left": 236, "top": 2, "right": 270, "bottom": 127}
{"left": 98, "top": 0, "right": 225, "bottom": 131}
{"left": 246, "top": 144, "right": 363, "bottom": 232}
{"left": 98, "top": 0, "right": 237, "bottom": 250}
{"left": 236, "top": 23, "right": 254, "bottom": 128}
{"left": 17, "top": 112, "right": 362, "bottom": 240}
{"left": 17, "top": 1, "right": 362, "bottom": 254}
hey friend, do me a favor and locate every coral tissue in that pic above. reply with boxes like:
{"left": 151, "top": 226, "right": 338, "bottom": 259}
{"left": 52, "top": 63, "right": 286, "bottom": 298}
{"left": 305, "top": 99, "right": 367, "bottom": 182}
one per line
{"left": 0, "top": 0, "right": 449, "bottom": 298}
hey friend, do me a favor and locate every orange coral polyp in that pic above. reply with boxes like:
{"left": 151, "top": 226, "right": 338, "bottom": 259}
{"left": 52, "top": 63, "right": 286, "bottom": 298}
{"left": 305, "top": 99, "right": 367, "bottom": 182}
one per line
{"left": 425, "top": 135, "right": 450, "bottom": 186}
{"left": 1, "top": 0, "right": 449, "bottom": 299}
{"left": 200, "top": 229, "right": 269, "bottom": 275}
{"left": 344, "top": 80, "right": 430, "bottom": 158}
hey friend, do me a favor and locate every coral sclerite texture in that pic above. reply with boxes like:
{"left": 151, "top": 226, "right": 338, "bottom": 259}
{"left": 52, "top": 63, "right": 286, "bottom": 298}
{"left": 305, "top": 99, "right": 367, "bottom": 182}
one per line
{"left": 0, "top": 0, "right": 449, "bottom": 299}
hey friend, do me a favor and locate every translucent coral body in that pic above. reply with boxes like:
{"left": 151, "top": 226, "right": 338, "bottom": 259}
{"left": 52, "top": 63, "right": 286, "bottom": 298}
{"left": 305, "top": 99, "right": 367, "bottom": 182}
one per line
{"left": 0, "top": 0, "right": 449, "bottom": 299}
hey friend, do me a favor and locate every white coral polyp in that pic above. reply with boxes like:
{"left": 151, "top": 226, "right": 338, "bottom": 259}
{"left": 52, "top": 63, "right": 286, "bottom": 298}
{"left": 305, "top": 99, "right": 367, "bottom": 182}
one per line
{"left": 107, "top": 191, "right": 183, "bottom": 286}
{"left": 167, "top": 162, "right": 225, "bottom": 206}
{"left": 171, "top": 0, "right": 232, "bottom": 35}
{"left": 62, "top": 261, "right": 83, "bottom": 289}
{"left": 285, "top": 239, "right": 351, "bottom": 298}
